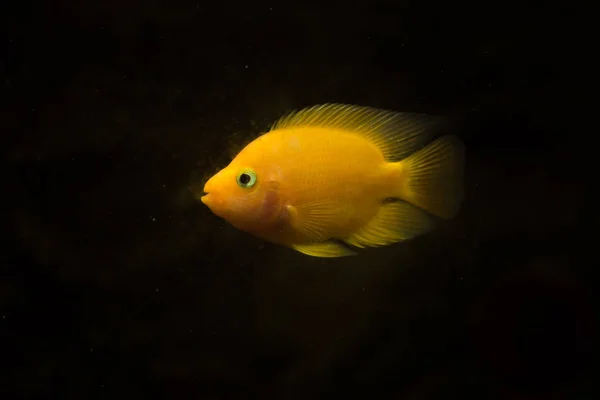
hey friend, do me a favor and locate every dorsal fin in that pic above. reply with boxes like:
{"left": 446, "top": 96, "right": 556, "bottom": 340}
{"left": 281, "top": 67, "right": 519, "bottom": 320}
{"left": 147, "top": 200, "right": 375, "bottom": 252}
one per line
{"left": 270, "top": 103, "right": 442, "bottom": 161}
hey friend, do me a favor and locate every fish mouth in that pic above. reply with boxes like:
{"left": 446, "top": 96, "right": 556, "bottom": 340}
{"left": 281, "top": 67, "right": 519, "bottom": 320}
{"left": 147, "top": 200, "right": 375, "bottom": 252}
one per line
{"left": 201, "top": 192, "right": 223, "bottom": 209}
{"left": 200, "top": 192, "right": 211, "bottom": 205}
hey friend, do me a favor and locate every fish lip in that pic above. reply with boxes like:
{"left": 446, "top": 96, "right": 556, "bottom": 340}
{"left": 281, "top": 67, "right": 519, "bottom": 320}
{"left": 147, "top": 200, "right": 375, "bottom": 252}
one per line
{"left": 200, "top": 192, "right": 210, "bottom": 205}
{"left": 201, "top": 192, "right": 220, "bottom": 208}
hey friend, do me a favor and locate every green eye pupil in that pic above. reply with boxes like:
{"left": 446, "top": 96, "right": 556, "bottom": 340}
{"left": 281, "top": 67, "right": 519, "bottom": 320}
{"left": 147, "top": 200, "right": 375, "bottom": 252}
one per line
{"left": 236, "top": 169, "right": 256, "bottom": 188}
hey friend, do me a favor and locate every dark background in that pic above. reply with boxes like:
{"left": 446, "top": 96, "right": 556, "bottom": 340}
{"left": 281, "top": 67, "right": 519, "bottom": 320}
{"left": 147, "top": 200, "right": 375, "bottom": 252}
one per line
{"left": 1, "top": 1, "right": 595, "bottom": 399}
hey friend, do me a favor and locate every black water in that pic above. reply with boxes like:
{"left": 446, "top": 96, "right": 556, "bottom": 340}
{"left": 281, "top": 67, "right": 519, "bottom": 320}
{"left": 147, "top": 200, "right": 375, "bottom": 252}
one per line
{"left": 2, "top": 1, "right": 595, "bottom": 399}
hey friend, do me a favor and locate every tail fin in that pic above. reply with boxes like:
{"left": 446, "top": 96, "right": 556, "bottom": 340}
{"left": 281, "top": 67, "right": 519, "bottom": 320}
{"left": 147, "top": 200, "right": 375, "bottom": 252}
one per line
{"left": 395, "top": 135, "right": 465, "bottom": 219}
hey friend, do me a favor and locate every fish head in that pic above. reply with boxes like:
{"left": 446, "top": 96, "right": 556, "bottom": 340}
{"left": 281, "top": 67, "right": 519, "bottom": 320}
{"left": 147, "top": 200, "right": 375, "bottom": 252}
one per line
{"left": 201, "top": 143, "right": 283, "bottom": 231}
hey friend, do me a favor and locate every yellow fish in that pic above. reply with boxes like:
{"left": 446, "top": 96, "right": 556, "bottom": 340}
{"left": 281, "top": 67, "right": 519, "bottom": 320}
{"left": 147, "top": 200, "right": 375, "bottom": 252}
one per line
{"left": 201, "top": 104, "right": 465, "bottom": 258}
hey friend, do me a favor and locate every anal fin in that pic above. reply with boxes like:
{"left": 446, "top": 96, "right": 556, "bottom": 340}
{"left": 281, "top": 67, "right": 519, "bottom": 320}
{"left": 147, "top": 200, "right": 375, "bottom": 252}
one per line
{"left": 344, "top": 201, "right": 434, "bottom": 249}
{"left": 291, "top": 241, "right": 357, "bottom": 258}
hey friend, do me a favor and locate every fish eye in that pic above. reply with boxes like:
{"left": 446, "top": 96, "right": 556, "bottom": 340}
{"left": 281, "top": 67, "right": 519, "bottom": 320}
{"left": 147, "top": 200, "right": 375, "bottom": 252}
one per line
{"left": 236, "top": 168, "right": 257, "bottom": 188}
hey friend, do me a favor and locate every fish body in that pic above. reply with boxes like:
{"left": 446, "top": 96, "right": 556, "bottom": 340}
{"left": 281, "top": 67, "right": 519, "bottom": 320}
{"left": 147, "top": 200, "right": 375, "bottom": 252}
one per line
{"left": 201, "top": 104, "right": 465, "bottom": 258}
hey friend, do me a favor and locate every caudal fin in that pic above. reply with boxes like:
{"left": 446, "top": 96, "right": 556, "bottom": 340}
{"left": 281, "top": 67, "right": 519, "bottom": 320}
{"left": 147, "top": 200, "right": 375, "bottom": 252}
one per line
{"left": 396, "top": 135, "right": 465, "bottom": 219}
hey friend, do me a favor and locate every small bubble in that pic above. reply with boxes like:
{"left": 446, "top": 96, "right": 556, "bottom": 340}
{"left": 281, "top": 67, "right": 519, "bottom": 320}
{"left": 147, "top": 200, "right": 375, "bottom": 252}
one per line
{"left": 90, "top": 348, "right": 94, "bottom": 352}
{"left": 244, "top": 65, "right": 248, "bottom": 69}
{"left": 155, "top": 288, "right": 159, "bottom": 292}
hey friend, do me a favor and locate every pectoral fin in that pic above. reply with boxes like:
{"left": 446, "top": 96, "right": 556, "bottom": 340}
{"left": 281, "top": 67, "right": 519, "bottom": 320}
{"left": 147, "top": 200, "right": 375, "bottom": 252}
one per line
{"left": 285, "top": 199, "right": 352, "bottom": 242}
